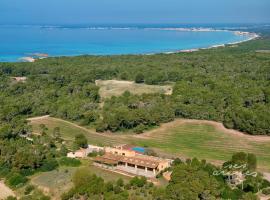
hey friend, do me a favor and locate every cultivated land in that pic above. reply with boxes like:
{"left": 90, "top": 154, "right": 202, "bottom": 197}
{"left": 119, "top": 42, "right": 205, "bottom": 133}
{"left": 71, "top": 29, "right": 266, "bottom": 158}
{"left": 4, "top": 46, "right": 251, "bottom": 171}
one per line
{"left": 29, "top": 116, "right": 270, "bottom": 172}
{"left": 30, "top": 163, "right": 131, "bottom": 200}
{"left": 95, "top": 79, "right": 173, "bottom": 99}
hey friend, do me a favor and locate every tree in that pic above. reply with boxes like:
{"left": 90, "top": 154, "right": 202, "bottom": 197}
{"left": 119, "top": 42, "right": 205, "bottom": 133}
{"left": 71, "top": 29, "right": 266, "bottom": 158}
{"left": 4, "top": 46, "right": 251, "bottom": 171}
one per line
{"left": 116, "top": 178, "right": 124, "bottom": 187}
{"left": 135, "top": 73, "right": 144, "bottom": 83}
{"left": 52, "top": 127, "right": 61, "bottom": 139}
{"left": 74, "top": 134, "right": 88, "bottom": 149}
{"left": 166, "top": 163, "right": 221, "bottom": 199}
{"left": 39, "top": 124, "right": 48, "bottom": 135}
{"left": 247, "top": 153, "right": 257, "bottom": 171}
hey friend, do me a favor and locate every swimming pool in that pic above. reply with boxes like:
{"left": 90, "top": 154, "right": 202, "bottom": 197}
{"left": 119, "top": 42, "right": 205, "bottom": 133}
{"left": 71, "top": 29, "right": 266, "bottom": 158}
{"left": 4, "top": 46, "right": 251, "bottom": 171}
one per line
{"left": 132, "top": 147, "right": 145, "bottom": 153}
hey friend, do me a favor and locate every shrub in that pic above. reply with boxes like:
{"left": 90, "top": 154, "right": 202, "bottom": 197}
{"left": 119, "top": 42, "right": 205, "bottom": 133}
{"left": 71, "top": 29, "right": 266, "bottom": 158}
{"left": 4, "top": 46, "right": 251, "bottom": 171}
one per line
{"left": 24, "top": 184, "right": 35, "bottom": 195}
{"left": 88, "top": 150, "right": 105, "bottom": 157}
{"left": 59, "top": 157, "right": 81, "bottom": 167}
{"left": 262, "top": 179, "right": 270, "bottom": 189}
{"left": 6, "top": 172, "right": 28, "bottom": 188}
{"left": 74, "top": 134, "right": 88, "bottom": 149}
{"left": 0, "top": 165, "right": 10, "bottom": 178}
{"left": 105, "top": 181, "right": 114, "bottom": 192}
{"left": 262, "top": 188, "right": 270, "bottom": 195}
{"left": 114, "top": 185, "right": 122, "bottom": 194}
{"left": 130, "top": 176, "right": 147, "bottom": 188}
{"left": 116, "top": 178, "right": 124, "bottom": 187}
{"left": 134, "top": 124, "right": 146, "bottom": 134}
{"left": 95, "top": 121, "right": 108, "bottom": 132}
{"left": 40, "top": 158, "right": 59, "bottom": 172}
{"left": 144, "top": 148, "right": 157, "bottom": 156}
{"left": 6, "top": 197, "right": 17, "bottom": 200}
{"left": 135, "top": 73, "right": 144, "bottom": 83}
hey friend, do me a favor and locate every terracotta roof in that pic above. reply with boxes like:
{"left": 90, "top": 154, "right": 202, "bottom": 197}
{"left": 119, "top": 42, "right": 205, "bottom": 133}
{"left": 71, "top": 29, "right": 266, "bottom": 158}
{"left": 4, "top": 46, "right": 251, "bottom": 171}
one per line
{"left": 94, "top": 153, "right": 122, "bottom": 165}
{"left": 94, "top": 157, "right": 118, "bottom": 165}
{"left": 95, "top": 153, "right": 161, "bottom": 169}
{"left": 120, "top": 156, "right": 159, "bottom": 168}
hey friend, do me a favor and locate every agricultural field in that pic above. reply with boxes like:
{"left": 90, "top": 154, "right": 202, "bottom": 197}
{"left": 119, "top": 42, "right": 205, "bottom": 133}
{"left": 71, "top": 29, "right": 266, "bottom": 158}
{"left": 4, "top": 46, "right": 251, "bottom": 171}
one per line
{"left": 29, "top": 116, "right": 270, "bottom": 172}
{"left": 95, "top": 79, "right": 173, "bottom": 99}
{"left": 30, "top": 161, "right": 131, "bottom": 199}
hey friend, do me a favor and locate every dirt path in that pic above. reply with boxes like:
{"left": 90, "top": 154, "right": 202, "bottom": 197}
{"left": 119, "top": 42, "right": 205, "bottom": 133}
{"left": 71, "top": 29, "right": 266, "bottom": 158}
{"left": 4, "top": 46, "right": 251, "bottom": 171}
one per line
{"left": 0, "top": 181, "right": 15, "bottom": 200}
{"left": 264, "top": 173, "right": 270, "bottom": 182}
{"left": 29, "top": 116, "right": 270, "bottom": 143}
{"left": 28, "top": 115, "right": 123, "bottom": 140}
{"left": 135, "top": 119, "right": 270, "bottom": 142}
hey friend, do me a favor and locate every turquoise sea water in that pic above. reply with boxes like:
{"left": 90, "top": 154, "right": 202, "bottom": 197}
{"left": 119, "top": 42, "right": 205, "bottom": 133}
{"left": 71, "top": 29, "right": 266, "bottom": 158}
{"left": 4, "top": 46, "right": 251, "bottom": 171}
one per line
{"left": 0, "top": 25, "right": 252, "bottom": 62}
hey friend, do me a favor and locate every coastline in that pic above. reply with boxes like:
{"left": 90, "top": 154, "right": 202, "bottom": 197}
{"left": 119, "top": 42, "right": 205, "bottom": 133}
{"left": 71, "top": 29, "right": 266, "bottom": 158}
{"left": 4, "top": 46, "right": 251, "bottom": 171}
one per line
{"left": 166, "top": 30, "right": 259, "bottom": 54}
{"left": 2, "top": 28, "right": 260, "bottom": 62}
{"left": 147, "top": 30, "right": 259, "bottom": 55}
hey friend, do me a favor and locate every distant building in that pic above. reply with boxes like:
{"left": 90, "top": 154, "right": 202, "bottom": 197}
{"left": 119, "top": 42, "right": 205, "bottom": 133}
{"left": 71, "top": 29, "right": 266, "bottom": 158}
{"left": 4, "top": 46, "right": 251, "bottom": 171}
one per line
{"left": 11, "top": 77, "right": 27, "bottom": 82}
{"left": 94, "top": 145, "right": 171, "bottom": 178}
{"left": 227, "top": 171, "right": 245, "bottom": 186}
{"left": 67, "top": 145, "right": 104, "bottom": 158}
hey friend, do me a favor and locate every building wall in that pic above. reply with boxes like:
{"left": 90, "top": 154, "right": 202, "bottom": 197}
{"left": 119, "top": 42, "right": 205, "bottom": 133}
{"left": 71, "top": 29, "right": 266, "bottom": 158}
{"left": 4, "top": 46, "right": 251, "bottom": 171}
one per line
{"left": 157, "top": 160, "right": 171, "bottom": 172}
{"left": 105, "top": 147, "right": 136, "bottom": 157}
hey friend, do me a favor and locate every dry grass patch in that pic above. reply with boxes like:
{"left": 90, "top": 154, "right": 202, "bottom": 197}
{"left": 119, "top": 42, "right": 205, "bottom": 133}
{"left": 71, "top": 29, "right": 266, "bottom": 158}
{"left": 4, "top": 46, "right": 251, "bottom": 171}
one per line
{"left": 0, "top": 181, "right": 16, "bottom": 200}
{"left": 95, "top": 80, "right": 173, "bottom": 99}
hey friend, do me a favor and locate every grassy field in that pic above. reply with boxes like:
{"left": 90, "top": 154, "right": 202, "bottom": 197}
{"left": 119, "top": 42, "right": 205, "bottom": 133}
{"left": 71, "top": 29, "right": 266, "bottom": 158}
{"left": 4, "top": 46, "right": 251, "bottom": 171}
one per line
{"left": 29, "top": 116, "right": 270, "bottom": 172}
{"left": 96, "top": 79, "right": 173, "bottom": 99}
{"left": 31, "top": 161, "right": 131, "bottom": 199}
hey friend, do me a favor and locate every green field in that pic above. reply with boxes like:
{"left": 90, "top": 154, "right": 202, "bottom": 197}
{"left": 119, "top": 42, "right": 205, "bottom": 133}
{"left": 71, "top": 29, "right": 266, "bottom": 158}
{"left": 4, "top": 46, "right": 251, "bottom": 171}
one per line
{"left": 30, "top": 116, "right": 270, "bottom": 172}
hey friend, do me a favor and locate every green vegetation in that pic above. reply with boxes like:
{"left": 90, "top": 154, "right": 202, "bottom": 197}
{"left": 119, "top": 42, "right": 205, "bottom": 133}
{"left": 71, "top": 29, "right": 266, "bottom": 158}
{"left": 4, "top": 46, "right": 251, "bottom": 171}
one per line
{"left": 74, "top": 133, "right": 88, "bottom": 149}
{"left": 0, "top": 32, "right": 270, "bottom": 198}
{"left": 30, "top": 116, "right": 270, "bottom": 171}
{"left": 60, "top": 154, "right": 269, "bottom": 200}
{"left": 0, "top": 38, "right": 270, "bottom": 135}
{"left": 58, "top": 157, "right": 81, "bottom": 167}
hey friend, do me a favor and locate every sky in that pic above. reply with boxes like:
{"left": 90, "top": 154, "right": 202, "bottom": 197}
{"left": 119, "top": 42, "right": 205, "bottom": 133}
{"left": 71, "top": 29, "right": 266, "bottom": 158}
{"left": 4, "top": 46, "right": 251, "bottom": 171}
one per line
{"left": 0, "top": 0, "right": 269, "bottom": 25}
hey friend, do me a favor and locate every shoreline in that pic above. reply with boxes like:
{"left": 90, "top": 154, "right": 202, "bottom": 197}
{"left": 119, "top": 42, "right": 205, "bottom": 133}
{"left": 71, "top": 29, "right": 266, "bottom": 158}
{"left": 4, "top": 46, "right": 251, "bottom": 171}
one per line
{"left": 166, "top": 30, "right": 259, "bottom": 54}
{"left": 1, "top": 28, "right": 260, "bottom": 63}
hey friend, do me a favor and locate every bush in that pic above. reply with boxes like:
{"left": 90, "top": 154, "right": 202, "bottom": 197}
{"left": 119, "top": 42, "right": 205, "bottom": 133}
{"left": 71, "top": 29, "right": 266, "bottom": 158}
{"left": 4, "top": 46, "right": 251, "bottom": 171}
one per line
{"left": 262, "top": 188, "right": 270, "bottom": 195}
{"left": 0, "top": 165, "right": 10, "bottom": 178}
{"left": 262, "top": 179, "right": 270, "bottom": 189}
{"left": 74, "top": 134, "right": 88, "bottom": 149}
{"left": 130, "top": 176, "right": 147, "bottom": 188}
{"left": 24, "top": 184, "right": 35, "bottom": 195}
{"left": 144, "top": 148, "right": 158, "bottom": 157}
{"left": 88, "top": 150, "right": 105, "bottom": 157}
{"left": 59, "top": 157, "right": 81, "bottom": 167}
{"left": 6, "top": 172, "right": 28, "bottom": 188}
{"left": 95, "top": 121, "right": 108, "bottom": 132}
{"left": 135, "top": 73, "right": 144, "bottom": 83}
{"left": 134, "top": 124, "right": 146, "bottom": 134}
{"left": 40, "top": 158, "right": 59, "bottom": 172}
{"left": 6, "top": 197, "right": 17, "bottom": 200}
{"left": 116, "top": 178, "right": 124, "bottom": 187}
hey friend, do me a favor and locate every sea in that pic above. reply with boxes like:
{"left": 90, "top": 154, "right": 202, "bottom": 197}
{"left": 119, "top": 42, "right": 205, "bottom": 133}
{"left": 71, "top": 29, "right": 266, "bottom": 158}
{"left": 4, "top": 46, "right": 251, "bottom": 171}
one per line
{"left": 0, "top": 24, "right": 258, "bottom": 62}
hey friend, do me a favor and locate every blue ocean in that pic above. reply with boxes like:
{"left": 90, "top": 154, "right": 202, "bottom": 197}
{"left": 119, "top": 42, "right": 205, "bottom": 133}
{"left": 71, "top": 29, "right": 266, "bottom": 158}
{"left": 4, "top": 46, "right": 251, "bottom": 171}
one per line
{"left": 0, "top": 24, "right": 252, "bottom": 62}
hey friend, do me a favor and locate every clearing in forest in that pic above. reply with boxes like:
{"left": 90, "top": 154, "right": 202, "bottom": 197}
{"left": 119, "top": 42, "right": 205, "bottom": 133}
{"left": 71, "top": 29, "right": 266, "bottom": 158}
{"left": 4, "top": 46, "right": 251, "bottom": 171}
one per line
{"left": 95, "top": 80, "right": 173, "bottom": 99}
{"left": 29, "top": 116, "right": 270, "bottom": 172}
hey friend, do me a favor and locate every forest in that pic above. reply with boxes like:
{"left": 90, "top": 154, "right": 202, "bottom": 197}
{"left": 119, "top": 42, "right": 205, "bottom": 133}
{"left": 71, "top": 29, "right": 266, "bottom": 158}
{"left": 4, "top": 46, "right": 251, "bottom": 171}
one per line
{"left": 0, "top": 37, "right": 269, "bottom": 135}
{"left": 0, "top": 31, "right": 269, "bottom": 199}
